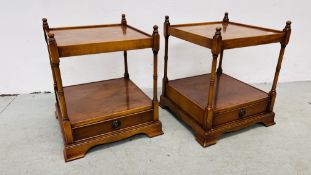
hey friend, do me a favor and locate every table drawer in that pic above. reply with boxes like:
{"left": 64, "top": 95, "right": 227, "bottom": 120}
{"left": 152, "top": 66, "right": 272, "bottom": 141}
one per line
{"left": 213, "top": 100, "right": 269, "bottom": 126}
{"left": 73, "top": 110, "right": 153, "bottom": 141}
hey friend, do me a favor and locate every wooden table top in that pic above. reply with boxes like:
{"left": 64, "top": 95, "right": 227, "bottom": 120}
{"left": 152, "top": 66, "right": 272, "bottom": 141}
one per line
{"left": 49, "top": 24, "right": 154, "bottom": 57}
{"left": 63, "top": 78, "right": 152, "bottom": 127}
{"left": 168, "top": 74, "right": 269, "bottom": 111}
{"left": 173, "top": 22, "right": 278, "bottom": 40}
{"left": 51, "top": 24, "right": 151, "bottom": 47}
{"left": 169, "top": 21, "right": 284, "bottom": 49}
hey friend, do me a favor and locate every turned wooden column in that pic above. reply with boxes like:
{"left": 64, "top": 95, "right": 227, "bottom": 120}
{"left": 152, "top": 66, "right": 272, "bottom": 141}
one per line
{"left": 217, "top": 50, "right": 224, "bottom": 74}
{"left": 123, "top": 50, "right": 129, "bottom": 78}
{"left": 217, "top": 12, "right": 229, "bottom": 74}
{"left": 152, "top": 25, "right": 160, "bottom": 121}
{"left": 269, "top": 21, "right": 291, "bottom": 111}
{"left": 121, "top": 14, "right": 129, "bottom": 78}
{"left": 42, "top": 18, "right": 58, "bottom": 104}
{"left": 162, "top": 16, "right": 170, "bottom": 96}
{"left": 48, "top": 33, "right": 73, "bottom": 144}
{"left": 204, "top": 27, "right": 222, "bottom": 129}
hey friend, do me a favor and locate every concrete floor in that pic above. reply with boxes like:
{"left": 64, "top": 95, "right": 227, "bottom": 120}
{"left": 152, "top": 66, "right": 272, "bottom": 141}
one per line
{"left": 0, "top": 82, "right": 310, "bottom": 175}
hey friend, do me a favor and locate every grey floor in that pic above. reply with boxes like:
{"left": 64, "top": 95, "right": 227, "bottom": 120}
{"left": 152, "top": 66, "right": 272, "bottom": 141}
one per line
{"left": 0, "top": 82, "right": 310, "bottom": 175}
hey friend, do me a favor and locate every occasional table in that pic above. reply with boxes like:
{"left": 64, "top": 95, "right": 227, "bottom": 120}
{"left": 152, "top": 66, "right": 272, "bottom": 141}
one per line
{"left": 160, "top": 13, "right": 291, "bottom": 147}
{"left": 42, "top": 15, "right": 163, "bottom": 161}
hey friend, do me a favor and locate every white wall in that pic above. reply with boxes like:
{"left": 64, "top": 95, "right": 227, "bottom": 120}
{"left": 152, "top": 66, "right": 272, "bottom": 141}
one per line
{"left": 0, "top": 0, "right": 310, "bottom": 94}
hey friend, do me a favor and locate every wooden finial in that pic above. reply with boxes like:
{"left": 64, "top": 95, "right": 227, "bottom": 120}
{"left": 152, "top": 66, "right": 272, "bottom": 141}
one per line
{"left": 223, "top": 12, "right": 229, "bottom": 22}
{"left": 121, "top": 14, "right": 127, "bottom": 34}
{"left": 153, "top": 25, "right": 159, "bottom": 35}
{"left": 164, "top": 16, "right": 170, "bottom": 37}
{"left": 215, "top": 27, "right": 222, "bottom": 36}
{"left": 165, "top": 15, "right": 169, "bottom": 23}
{"left": 42, "top": 18, "right": 47, "bottom": 23}
{"left": 48, "top": 32, "right": 56, "bottom": 43}
{"left": 212, "top": 27, "right": 222, "bottom": 55}
{"left": 121, "top": 14, "right": 127, "bottom": 25}
{"left": 282, "top": 20, "right": 292, "bottom": 45}
{"left": 42, "top": 18, "right": 49, "bottom": 30}
{"left": 152, "top": 25, "right": 159, "bottom": 52}
{"left": 48, "top": 32, "right": 54, "bottom": 38}
{"left": 284, "top": 20, "right": 291, "bottom": 31}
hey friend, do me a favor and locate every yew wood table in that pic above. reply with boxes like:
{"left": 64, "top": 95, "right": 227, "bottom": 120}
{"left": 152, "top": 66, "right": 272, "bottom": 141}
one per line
{"left": 160, "top": 13, "right": 291, "bottom": 147}
{"left": 42, "top": 14, "right": 163, "bottom": 161}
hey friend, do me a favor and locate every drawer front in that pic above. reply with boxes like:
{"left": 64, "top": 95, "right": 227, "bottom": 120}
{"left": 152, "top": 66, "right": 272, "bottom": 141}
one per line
{"left": 166, "top": 85, "right": 204, "bottom": 124}
{"left": 213, "top": 100, "right": 269, "bottom": 126}
{"left": 73, "top": 110, "right": 153, "bottom": 141}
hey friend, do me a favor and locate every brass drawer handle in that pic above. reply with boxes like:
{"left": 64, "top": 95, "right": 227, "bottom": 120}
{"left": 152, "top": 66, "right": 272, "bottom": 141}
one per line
{"left": 239, "top": 108, "right": 246, "bottom": 118}
{"left": 112, "top": 120, "right": 121, "bottom": 129}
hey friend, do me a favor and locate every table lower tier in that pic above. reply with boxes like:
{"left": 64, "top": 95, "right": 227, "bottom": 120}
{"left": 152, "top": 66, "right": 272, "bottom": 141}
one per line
{"left": 160, "top": 73, "right": 275, "bottom": 147}
{"left": 165, "top": 73, "right": 270, "bottom": 127}
{"left": 160, "top": 95, "right": 275, "bottom": 147}
{"left": 55, "top": 104, "right": 163, "bottom": 162}
{"left": 54, "top": 78, "right": 163, "bottom": 161}
{"left": 62, "top": 78, "right": 153, "bottom": 127}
